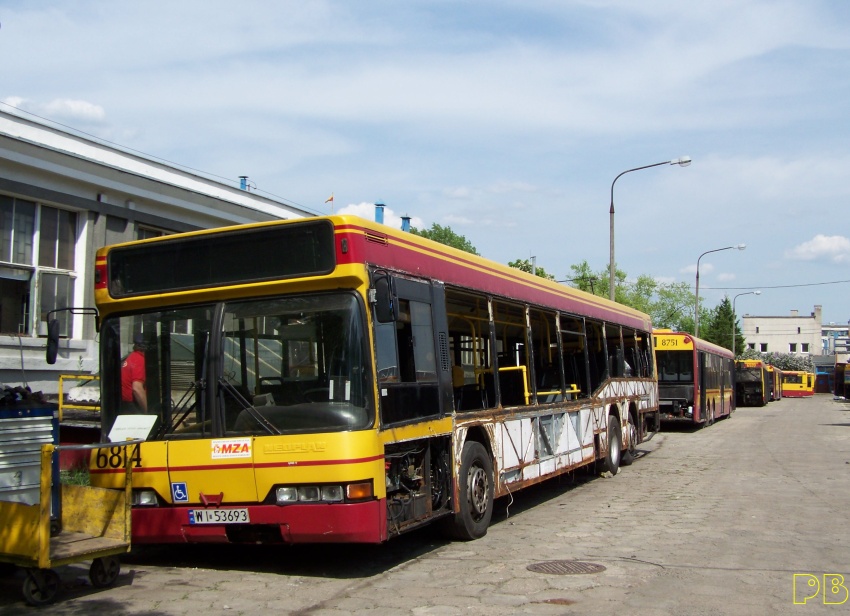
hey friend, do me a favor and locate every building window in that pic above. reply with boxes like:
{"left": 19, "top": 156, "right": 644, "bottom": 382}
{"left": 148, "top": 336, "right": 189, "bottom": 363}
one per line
{"left": 138, "top": 226, "right": 167, "bottom": 240}
{"left": 789, "top": 343, "right": 797, "bottom": 353}
{"left": 748, "top": 343, "right": 755, "bottom": 350}
{"left": 0, "top": 195, "right": 78, "bottom": 337}
{"left": 755, "top": 326, "right": 759, "bottom": 333}
{"left": 760, "top": 343, "right": 768, "bottom": 352}
{"left": 797, "top": 327, "right": 801, "bottom": 334}
{"left": 801, "top": 343, "right": 809, "bottom": 353}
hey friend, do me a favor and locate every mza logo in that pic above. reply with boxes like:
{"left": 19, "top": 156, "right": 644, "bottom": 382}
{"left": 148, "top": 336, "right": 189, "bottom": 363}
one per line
{"left": 794, "top": 574, "right": 848, "bottom": 605}
{"left": 211, "top": 438, "right": 252, "bottom": 459}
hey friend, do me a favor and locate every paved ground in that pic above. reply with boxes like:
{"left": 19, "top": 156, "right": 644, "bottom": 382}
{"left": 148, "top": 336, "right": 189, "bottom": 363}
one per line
{"left": 2, "top": 394, "right": 849, "bottom": 615}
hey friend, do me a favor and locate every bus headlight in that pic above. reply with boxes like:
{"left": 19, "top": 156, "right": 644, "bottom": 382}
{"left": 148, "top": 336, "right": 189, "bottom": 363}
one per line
{"left": 274, "top": 484, "right": 355, "bottom": 504}
{"left": 321, "top": 485, "right": 344, "bottom": 502}
{"left": 276, "top": 487, "right": 298, "bottom": 503}
{"left": 133, "top": 490, "right": 159, "bottom": 506}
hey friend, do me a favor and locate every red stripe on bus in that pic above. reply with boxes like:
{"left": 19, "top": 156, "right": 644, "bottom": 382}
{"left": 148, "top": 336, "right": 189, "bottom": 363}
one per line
{"left": 89, "top": 455, "right": 383, "bottom": 475}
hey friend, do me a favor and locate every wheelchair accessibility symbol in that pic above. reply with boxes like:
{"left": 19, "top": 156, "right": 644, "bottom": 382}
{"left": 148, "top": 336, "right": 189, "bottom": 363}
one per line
{"left": 171, "top": 482, "right": 188, "bottom": 502}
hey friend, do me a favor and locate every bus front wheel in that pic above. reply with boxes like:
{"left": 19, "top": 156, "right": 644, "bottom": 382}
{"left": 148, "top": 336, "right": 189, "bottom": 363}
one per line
{"left": 448, "top": 441, "right": 493, "bottom": 540}
{"left": 601, "top": 415, "right": 622, "bottom": 475}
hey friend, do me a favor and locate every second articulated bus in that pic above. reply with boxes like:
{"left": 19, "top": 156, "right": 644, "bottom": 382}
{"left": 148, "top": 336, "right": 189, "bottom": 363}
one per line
{"left": 735, "top": 359, "right": 771, "bottom": 407}
{"left": 654, "top": 330, "right": 735, "bottom": 426}
{"left": 59, "top": 214, "right": 660, "bottom": 545}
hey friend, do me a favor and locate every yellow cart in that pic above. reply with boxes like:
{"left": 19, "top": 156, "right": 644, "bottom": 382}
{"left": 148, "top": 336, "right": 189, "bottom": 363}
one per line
{"left": 0, "top": 442, "right": 135, "bottom": 606}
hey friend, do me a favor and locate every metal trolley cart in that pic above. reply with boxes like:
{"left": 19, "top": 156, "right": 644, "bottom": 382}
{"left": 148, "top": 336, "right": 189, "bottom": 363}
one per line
{"left": 1, "top": 407, "right": 135, "bottom": 606}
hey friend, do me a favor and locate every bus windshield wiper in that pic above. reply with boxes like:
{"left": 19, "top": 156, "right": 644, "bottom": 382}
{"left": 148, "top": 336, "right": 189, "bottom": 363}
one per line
{"left": 218, "top": 378, "right": 281, "bottom": 435}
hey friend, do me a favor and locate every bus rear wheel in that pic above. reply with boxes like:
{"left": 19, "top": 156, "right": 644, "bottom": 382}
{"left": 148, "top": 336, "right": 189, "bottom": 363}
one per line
{"left": 447, "top": 441, "right": 493, "bottom": 540}
{"left": 621, "top": 413, "right": 637, "bottom": 466}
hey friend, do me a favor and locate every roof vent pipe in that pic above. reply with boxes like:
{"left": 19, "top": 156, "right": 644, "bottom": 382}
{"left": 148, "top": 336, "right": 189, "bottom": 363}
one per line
{"left": 401, "top": 216, "right": 411, "bottom": 232}
{"left": 239, "top": 176, "right": 248, "bottom": 191}
{"left": 375, "top": 202, "right": 385, "bottom": 224}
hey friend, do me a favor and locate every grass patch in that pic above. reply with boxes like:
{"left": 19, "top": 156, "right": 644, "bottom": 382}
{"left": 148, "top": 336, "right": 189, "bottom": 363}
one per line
{"left": 60, "top": 466, "right": 91, "bottom": 486}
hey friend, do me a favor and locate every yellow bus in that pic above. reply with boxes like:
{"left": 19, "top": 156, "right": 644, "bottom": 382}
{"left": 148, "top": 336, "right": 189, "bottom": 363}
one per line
{"left": 653, "top": 330, "right": 735, "bottom": 426}
{"left": 735, "top": 359, "right": 769, "bottom": 407}
{"left": 765, "top": 365, "right": 783, "bottom": 401}
{"left": 52, "top": 215, "right": 659, "bottom": 544}
{"left": 781, "top": 370, "right": 815, "bottom": 397}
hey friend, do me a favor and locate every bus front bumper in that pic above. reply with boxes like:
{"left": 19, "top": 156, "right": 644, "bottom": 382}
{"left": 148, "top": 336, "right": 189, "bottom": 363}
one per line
{"left": 131, "top": 499, "right": 387, "bottom": 544}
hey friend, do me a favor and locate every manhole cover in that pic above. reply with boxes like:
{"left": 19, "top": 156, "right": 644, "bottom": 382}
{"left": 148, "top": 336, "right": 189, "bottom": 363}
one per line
{"left": 527, "top": 561, "right": 606, "bottom": 575}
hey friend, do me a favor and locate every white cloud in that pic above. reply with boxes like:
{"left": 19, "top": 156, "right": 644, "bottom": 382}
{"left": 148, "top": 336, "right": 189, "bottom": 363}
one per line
{"left": 717, "top": 273, "right": 737, "bottom": 282}
{"left": 3, "top": 97, "right": 105, "bottom": 122}
{"left": 337, "top": 202, "right": 423, "bottom": 231}
{"left": 443, "top": 187, "right": 472, "bottom": 199}
{"left": 785, "top": 235, "right": 850, "bottom": 263}
{"left": 680, "top": 263, "right": 714, "bottom": 276}
{"left": 488, "top": 181, "right": 537, "bottom": 194}
{"left": 42, "top": 99, "right": 105, "bottom": 121}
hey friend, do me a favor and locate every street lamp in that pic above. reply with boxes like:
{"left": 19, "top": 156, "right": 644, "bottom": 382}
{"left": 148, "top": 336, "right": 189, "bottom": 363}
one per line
{"left": 732, "top": 290, "right": 761, "bottom": 358}
{"left": 694, "top": 244, "right": 746, "bottom": 338}
{"left": 609, "top": 156, "right": 691, "bottom": 301}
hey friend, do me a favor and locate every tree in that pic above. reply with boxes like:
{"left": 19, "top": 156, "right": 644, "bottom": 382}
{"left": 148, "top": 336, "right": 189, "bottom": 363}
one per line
{"left": 508, "top": 258, "right": 556, "bottom": 280}
{"left": 700, "top": 296, "right": 743, "bottom": 353}
{"left": 564, "top": 261, "right": 696, "bottom": 332}
{"left": 409, "top": 223, "right": 479, "bottom": 255}
{"left": 564, "top": 260, "right": 602, "bottom": 296}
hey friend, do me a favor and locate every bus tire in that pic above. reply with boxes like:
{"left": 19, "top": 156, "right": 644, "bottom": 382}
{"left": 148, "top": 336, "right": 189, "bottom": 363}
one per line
{"left": 448, "top": 441, "right": 493, "bottom": 540}
{"left": 621, "top": 412, "right": 637, "bottom": 466}
{"left": 601, "top": 415, "right": 622, "bottom": 475}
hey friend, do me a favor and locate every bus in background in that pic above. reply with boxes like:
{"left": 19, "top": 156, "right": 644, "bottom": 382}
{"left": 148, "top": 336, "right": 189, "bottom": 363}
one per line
{"left": 782, "top": 370, "right": 815, "bottom": 397}
{"left": 836, "top": 363, "right": 849, "bottom": 398}
{"left": 653, "top": 329, "right": 735, "bottom": 426}
{"left": 765, "top": 365, "right": 783, "bottom": 402}
{"left": 735, "top": 359, "right": 769, "bottom": 407}
{"left": 55, "top": 214, "right": 659, "bottom": 545}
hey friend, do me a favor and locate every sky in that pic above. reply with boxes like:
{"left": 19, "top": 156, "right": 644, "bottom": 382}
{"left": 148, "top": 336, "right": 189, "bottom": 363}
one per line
{"left": 2, "top": 0, "right": 849, "bottom": 325}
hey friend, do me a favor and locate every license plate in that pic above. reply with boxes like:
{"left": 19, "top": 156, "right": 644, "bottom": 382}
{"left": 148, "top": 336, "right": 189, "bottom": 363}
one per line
{"left": 189, "top": 508, "right": 250, "bottom": 524}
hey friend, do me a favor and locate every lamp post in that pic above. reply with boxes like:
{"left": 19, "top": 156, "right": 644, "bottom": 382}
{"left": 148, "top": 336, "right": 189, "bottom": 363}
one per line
{"left": 694, "top": 244, "right": 746, "bottom": 338}
{"left": 609, "top": 156, "right": 691, "bottom": 301}
{"left": 732, "top": 290, "right": 761, "bottom": 358}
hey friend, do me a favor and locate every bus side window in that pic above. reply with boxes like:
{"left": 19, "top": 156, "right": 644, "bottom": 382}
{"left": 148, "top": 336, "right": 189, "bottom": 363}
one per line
{"left": 559, "top": 315, "right": 589, "bottom": 399}
{"left": 446, "top": 289, "right": 496, "bottom": 412}
{"left": 606, "top": 324, "right": 624, "bottom": 377}
{"left": 377, "top": 292, "right": 441, "bottom": 426}
{"left": 492, "top": 300, "right": 530, "bottom": 407}
{"left": 585, "top": 320, "right": 607, "bottom": 393}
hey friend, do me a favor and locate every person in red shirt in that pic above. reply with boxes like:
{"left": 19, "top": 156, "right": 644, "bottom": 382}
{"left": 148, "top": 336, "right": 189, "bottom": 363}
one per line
{"left": 121, "top": 333, "right": 147, "bottom": 412}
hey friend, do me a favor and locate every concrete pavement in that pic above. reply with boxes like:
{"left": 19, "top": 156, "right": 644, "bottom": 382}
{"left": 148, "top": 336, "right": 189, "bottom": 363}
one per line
{"left": 1, "top": 394, "right": 848, "bottom": 615}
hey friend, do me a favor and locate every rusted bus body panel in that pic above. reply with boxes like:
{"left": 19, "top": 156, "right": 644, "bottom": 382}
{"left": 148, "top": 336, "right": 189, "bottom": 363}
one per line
{"left": 451, "top": 378, "right": 657, "bottom": 496}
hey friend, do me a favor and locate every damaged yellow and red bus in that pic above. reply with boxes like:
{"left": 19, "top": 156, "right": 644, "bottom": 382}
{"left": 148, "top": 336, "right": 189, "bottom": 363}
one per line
{"left": 653, "top": 330, "right": 735, "bottom": 426}
{"left": 70, "top": 215, "right": 659, "bottom": 545}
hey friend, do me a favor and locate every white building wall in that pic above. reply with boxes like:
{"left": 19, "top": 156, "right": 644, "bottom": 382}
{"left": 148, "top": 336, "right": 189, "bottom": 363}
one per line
{"left": 742, "top": 306, "right": 823, "bottom": 356}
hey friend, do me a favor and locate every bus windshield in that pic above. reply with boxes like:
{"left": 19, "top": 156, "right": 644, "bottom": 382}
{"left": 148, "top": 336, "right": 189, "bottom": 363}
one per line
{"left": 736, "top": 367, "right": 763, "bottom": 382}
{"left": 657, "top": 350, "right": 693, "bottom": 382}
{"left": 99, "top": 292, "right": 373, "bottom": 439}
